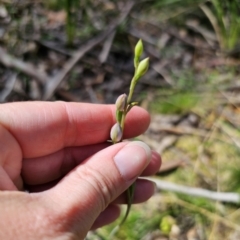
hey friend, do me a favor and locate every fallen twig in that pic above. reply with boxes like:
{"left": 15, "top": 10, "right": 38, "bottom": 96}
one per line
{"left": 0, "top": 72, "right": 17, "bottom": 102}
{"left": 149, "top": 178, "right": 240, "bottom": 203}
{"left": 35, "top": 40, "right": 72, "bottom": 57}
{"left": 98, "top": 31, "right": 116, "bottom": 64}
{"left": 0, "top": 47, "right": 46, "bottom": 85}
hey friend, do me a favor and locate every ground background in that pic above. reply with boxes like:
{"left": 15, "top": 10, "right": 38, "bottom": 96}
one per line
{"left": 1, "top": 0, "right": 240, "bottom": 239}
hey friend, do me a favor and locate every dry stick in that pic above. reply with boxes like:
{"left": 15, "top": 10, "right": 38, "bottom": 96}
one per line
{"left": 149, "top": 178, "right": 240, "bottom": 203}
{"left": 98, "top": 31, "right": 116, "bottom": 64}
{"left": 0, "top": 47, "right": 46, "bottom": 85}
{"left": 0, "top": 72, "right": 17, "bottom": 102}
{"left": 35, "top": 40, "right": 73, "bottom": 57}
{"left": 43, "top": 1, "right": 135, "bottom": 100}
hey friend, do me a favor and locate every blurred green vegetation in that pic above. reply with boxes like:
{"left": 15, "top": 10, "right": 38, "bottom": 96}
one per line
{"left": 96, "top": 204, "right": 162, "bottom": 239}
{"left": 43, "top": 0, "right": 79, "bottom": 46}
{"left": 146, "top": 0, "right": 240, "bottom": 52}
{"left": 150, "top": 91, "right": 199, "bottom": 114}
{"left": 209, "top": 0, "right": 240, "bottom": 51}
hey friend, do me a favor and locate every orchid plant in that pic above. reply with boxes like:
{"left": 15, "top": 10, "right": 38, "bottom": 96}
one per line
{"left": 109, "top": 39, "right": 149, "bottom": 236}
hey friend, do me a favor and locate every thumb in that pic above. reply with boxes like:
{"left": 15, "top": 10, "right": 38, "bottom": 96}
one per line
{"left": 44, "top": 141, "right": 151, "bottom": 235}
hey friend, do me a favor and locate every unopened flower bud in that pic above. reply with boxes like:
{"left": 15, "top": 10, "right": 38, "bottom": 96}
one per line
{"left": 134, "top": 39, "right": 143, "bottom": 58}
{"left": 135, "top": 57, "right": 149, "bottom": 80}
{"left": 115, "top": 94, "right": 127, "bottom": 112}
{"left": 110, "top": 123, "right": 123, "bottom": 143}
{"left": 134, "top": 39, "right": 143, "bottom": 68}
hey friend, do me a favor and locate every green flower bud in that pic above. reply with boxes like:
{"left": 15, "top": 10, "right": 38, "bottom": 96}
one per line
{"left": 115, "top": 94, "right": 127, "bottom": 112}
{"left": 110, "top": 123, "right": 123, "bottom": 143}
{"left": 135, "top": 57, "right": 149, "bottom": 80}
{"left": 135, "top": 39, "right": 143, "bottom": 58}
{"left": 134, "top": 39, "right": 143, "bottom": 68}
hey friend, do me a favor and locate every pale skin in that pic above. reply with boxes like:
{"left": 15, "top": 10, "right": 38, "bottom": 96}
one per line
{"left": 0, "top": 101, "right": 161, "bottom": 240}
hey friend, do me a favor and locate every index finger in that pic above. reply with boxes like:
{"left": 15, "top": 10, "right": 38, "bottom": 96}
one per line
{"left": 0, "top": 101, "right": 150, "bottom": 158}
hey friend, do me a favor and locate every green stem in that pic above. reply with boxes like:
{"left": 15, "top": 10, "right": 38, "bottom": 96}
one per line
{"left": 120, "top": 113, "right": 126, "bottom": 133}
{"left": 127, "top": 77, "right": 136, "bottom": 104}
{"left": 119, "top": 183, "right": 135, "bottom": 225}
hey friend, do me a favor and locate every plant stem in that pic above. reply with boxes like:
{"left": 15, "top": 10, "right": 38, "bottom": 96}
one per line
{"left": 127, "top": 77, "right": 136, "bottom": 104}
{"left": 120, "top": 113, "right": 126, "bottom": 133}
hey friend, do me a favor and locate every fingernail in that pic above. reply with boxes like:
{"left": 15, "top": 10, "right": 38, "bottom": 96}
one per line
{"left": 114, "top": 141, "right": 151, "bottom": 181}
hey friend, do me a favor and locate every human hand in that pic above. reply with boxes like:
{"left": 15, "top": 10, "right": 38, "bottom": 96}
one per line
{"left": 0, "top": 101, "right": 161, "bottom": 239}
